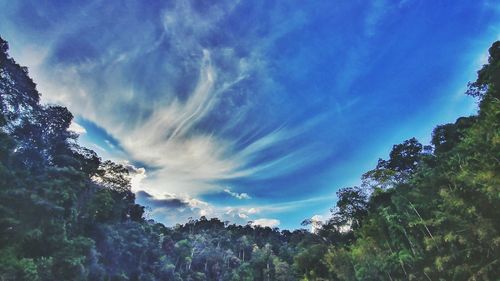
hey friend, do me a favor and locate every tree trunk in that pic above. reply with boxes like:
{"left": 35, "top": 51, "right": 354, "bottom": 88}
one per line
{"left": 407, "top": 199, "right": 434, "bottom": 240}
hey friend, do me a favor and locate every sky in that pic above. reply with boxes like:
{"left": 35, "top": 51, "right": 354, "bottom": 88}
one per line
{"left": 1, "top": 0, "right": 499, "bottom": 229}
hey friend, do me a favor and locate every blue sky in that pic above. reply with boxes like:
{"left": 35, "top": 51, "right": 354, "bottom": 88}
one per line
{"left": 1, "top": 0, "right": 499, "bottom": 229}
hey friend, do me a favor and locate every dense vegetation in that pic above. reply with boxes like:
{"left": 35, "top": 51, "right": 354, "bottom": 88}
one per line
{"left": 0, "top": 35, "right": 498, "bottom": 280}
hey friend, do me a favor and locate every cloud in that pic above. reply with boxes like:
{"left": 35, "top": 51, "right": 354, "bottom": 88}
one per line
{"left": 134, "top": 188, "right": 334, "bottom": 227}
{"left": 310, "top": 215, "right": 324, "bottom": 233}
{"left": 311, "top": 214, "right": 323, "bottom": 221}
{"left": 136, "top": 190, "right": 261, "bottom": 225}
{"left": 224, "top": 188, "right": 251, "bottom": 200}
{"left": 247, "top": 207, "right": 259, "bottom": 214}
{"left": 0, "top": 0, "right": 335, "bottom": 201}
{"left": 135, "top": 190, "right": 214, "bottom": 224}
{"left": 136, "top": 191, "right": 189, "bottom": 209}
{"left": 124, "top": 162, "right": 147, "bottom": 191}
{"left": 225, "top": 206, "right": 260, "bottom": 220}
{"left": 134, "top": 189, "right": 323, "bottom": 227}
{"left": 251, "top": 218, "right": 280, "bottom": 228}
{"left": 68, "top": 121, "right": 86, "bottom": 135}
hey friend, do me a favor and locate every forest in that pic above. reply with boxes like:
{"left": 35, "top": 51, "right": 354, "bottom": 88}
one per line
{"left": 0, "top": 35, "right": 499, "bottom": 280}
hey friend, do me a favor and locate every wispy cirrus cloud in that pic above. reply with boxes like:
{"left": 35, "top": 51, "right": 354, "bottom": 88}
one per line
{"left": 1, "top": 2, "right": 381, "bottom": 201}
{"left": 17, "top": 0, "right": 327, "bottom": 199}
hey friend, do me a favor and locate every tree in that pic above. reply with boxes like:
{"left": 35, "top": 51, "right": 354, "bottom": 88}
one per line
{"left": 362, "top": 138, "right": 423, "bottom": 189}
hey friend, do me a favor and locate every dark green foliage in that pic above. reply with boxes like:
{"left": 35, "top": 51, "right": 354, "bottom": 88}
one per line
{"left": 1, "top": 35, "right": 499, "bottom": 280}
{"left": 0, "top": 36, "right": 153, "bottom": 280}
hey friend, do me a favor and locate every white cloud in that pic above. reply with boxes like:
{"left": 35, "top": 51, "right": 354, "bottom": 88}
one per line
{"left": 140, "top": 191, "right": 267, "bottom": 226}
{"left": 135, "top": 187, "right": 335, "bottom": 227}
{"left": 252, "top": 218, "right": 280, "bottom": 228}
{"left": 124, "top": 162, "right": 147, "bottom": 192}
{"left": 311, "top": 214, "right": 323, "bottom": 221}
{"left": 310, "top": 215, "right": 324, "bottom": 233}
{"left": 247, "top": 207, "right": 260, "bottom": 214}
{"left": 224, "top": 206, "right": 259, "bottom": 219}
{"left": 68, "top": 121, "right": 86, "bottom": 135}
{"left": 224, "top": 188, "right": 251, "bottom": 200}
{"left": 137, "top": 190, "right": 216, "bottom": 224}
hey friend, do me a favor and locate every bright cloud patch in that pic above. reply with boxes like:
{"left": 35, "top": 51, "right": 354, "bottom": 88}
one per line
{"left": 310, "top": 215, "right": 324, "bottom": 233}
{"left": 124, "top": 162, "right": 147, "bottom": 192}
{"left": 252, "top": 218, "right": 280, "bottom": 228}
{"left": 224, "top": 188, "right": 251, "bottom": 200}
{"left": 68, "top": 121, "right": 86, "bottom": 135}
